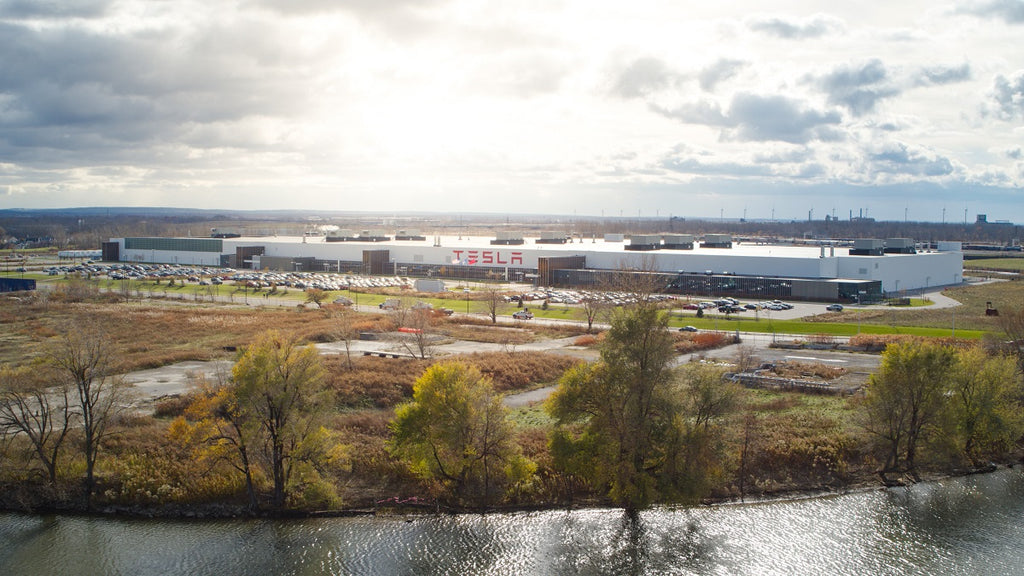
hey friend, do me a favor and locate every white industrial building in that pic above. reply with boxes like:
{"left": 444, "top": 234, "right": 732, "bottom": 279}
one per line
{"left": 102, "top": 234, "right": 963, "bottom": 303}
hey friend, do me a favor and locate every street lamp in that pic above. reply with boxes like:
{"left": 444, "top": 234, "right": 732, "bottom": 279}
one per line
{"left": 464, "top": 288, "right": 471, "bottom": 314}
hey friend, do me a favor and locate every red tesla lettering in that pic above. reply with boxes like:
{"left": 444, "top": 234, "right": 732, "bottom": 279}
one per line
{"left": 496, "top": 252, "right": 507, "bottom": 264}
{"left": 483, "top": 251, "right": 493, "bottom": 264}
{"left": 511, "top": 252, "right": 522, "bottom": 265}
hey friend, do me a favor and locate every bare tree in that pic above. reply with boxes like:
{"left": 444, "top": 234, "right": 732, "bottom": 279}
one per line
{"left": 733, "top": 345, "right": 761, "bottom": 373}
{"left": 331, "top": 305, "right": 359, "bottom": 369}
{"left": 579, "top": 295, "right": 608, "bottom": 333}
{"left": 0, "top": 365, "right": 74, "bottom": 485}
{"left": 48, "top": 323, "right": 128, "bottom": 506}
{"left": 482, "top": 284, "right": 505, "bottom": 324}
{"left": 394, "top": 308, "right": 439, "bottom": 359}
{"left": 997, "top": 307, "right": 1024, "bottom": 372}
{"left": 602, "top": 255, "right": 667, "bottom": 306}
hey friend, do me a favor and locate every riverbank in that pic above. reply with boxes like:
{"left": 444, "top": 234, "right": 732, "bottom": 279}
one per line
{"left": 4, "top": 460, "right": 1018, "bottom": 521}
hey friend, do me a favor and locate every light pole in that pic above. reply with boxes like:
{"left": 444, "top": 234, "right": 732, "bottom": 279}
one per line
{"left": 464, "top": 288, "right": 471, "bottom": 314}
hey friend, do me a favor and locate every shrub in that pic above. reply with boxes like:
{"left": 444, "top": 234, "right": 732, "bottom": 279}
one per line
{"left": 573, "top": 335, "right": 598, "bottom": 347}
{"left": 459, "top": 351, "right": 582, "bottom": 393}
{"left": 673, "top": 331, "right": 729, "bottom": 353}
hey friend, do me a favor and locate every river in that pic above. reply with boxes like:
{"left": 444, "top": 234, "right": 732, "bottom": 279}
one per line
{"left": 2, "top": 468, "right": 1022, "bottom": 575}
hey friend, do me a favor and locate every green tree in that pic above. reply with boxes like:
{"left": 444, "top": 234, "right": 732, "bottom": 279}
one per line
{"left": 231, "top": 330, "right": 334, "bottom": 508}
{"left": 950, "top": 348, "right": 1023, "bottom": 465}
{"left": 548, "top": 304, "right": 698, "bottom": 509}
{"left": 389, "top": 362, "right": 533, "bottom": 505}
{"left": 862, "top": 340, "right": 956, "bottom": 479}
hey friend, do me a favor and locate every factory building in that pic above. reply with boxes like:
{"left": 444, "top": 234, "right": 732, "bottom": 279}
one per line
{"left": 102, "top": 234, "right": 964, "bottom": 303}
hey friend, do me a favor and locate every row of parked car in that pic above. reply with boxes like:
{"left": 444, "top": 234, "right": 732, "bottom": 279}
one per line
{"left": 681, "top": 298, "right": 796, "bottom": 313}
{"left": 48, "top": 262, "right": 414, "bottom": 291}
{"left": 506, "top": 289, "right": 676, "bottom": 307}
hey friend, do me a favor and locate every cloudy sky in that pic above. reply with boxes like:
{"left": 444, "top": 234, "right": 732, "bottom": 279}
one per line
{"left": 1, "top": 0, "right": 1023, "bottom": 222}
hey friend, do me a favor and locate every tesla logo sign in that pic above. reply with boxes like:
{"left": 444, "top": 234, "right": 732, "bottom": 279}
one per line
{"left": 451, "top": 250, "right": 523, "bottom": 265}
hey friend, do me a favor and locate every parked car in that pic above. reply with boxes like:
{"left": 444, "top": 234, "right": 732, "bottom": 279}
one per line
{"left": 512, "top": 310, "right": 534, "bottom": 320}
{"left": 679, "top": 325, "right": 698, "bottom": 332}
{"left": 826, "top": 304, "right": 844, "bottom": 311}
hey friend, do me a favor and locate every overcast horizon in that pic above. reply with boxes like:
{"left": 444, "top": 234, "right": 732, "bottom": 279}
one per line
{"left": 1, "top": 1, "right": 1022, "bottom": 223}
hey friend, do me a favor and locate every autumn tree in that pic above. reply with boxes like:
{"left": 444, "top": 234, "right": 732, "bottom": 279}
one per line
{"left": 664, "top": 362, "right": 741, "bottom": 500}
{"left": 0, "top": 365, "right": 73, "bottom": 486}
{"left": 231, "top": 330, "right": 335, "bottom": 508}
{"left": 547, "top": 303, "right": 681, "bottom": 509}
{"left": 949, "top": 348, "right": 1023, "bottom": 465}
{"left": 862, "top": 340, "right": 956, "bottom": 479}
{"left": 48, "top": 324, "right": 128, "bottom": 506}
{"left": 169, "top": 373, "right": 263, "bottom": 512}
{"left": 305, "top": 288, "right": 327, "bottom": 308}
{"left": 389, "top": 362, "right": 534, "bottom": 505}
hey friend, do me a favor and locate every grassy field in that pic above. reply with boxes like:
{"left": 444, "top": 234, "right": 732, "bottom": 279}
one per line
{"left": 964, "top": 257, "right": 1024, "bottom": 272}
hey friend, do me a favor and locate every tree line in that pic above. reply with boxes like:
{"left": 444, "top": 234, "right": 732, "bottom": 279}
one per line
{"left": 3, "top": 305, "right": 1022, "bottom": 513}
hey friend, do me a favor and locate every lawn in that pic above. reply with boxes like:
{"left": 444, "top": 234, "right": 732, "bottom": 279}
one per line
{"left": 964, "top": 257, "right": 1024, "bottom": 272}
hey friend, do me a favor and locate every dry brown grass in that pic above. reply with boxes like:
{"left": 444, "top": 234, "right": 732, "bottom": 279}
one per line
{"left": 437, "top": 320, "right": 535, "bottom": 345}
{"left": 326, "top": 355, "right": 431, "bottom": 408}
{"left": 325, "top": 350, "right": 581, "bottom": 409}
{"left": 768, "top": 361, "right": 846, "bottom": 381}
{"left": 0, "top": 295, "right": 350, "bottom": 370}
{"left": 673, "top": 331, "right": 731, "bottom": 353}
{"left": 573, "top": 335, "right": 598, "bottom": 347}
{"left": 459, "top": 351, "right": 582, "bottom": 393}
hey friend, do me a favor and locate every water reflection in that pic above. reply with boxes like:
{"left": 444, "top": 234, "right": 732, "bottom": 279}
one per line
{"left": 0, "top": 469, "right": 1021, "bottom": 576}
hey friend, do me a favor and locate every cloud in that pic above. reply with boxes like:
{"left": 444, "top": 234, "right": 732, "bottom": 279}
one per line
{"left": 815, "top": 59, "right": 901, "bottom": 116}
{"left": 652, "top": 93, "right": 842, "bottom": 144}
{"left": 725, "top": 94, "right": 843, "bottom": 144}
{"left": 747, "top": 14, "right": 843, "bottom": 39}
{"left": 611, "top": 57, "right": 684, "bottom": 99}
{"left": 915, "top": 63, "right": 972, "bottom": 86}
{"left": 698, "top": 59, "right": 747, "bottom": 92}
{"left": 0, "top": 0, "right": 112, "bottom": 19}
{"left": 868, "top": 142, "right": 955, "bottom": 177}
{"left": 248, "top": 0, "right": 446, "bottom": 16}
{"left": 0, "top": 17, "right": 318, "bottom": 166}
{"left": 990, "top": 71, "right": 1024, "bottom": 119}
{"left": 1007, "top": 148, "right": 1023, "bottom": 159}
{"left": 956, "top": 0, "right": 1024, "bottom": 24}
{"left": 650, "top": 99, "right": 729, "bottom": 125}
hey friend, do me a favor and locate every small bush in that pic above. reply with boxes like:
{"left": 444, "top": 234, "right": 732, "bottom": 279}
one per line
{"left": 674, "top": 331, "right": 729, "bottom": 353}
{"left": 573, "top": 335, "right": 598, "bottom": 347}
